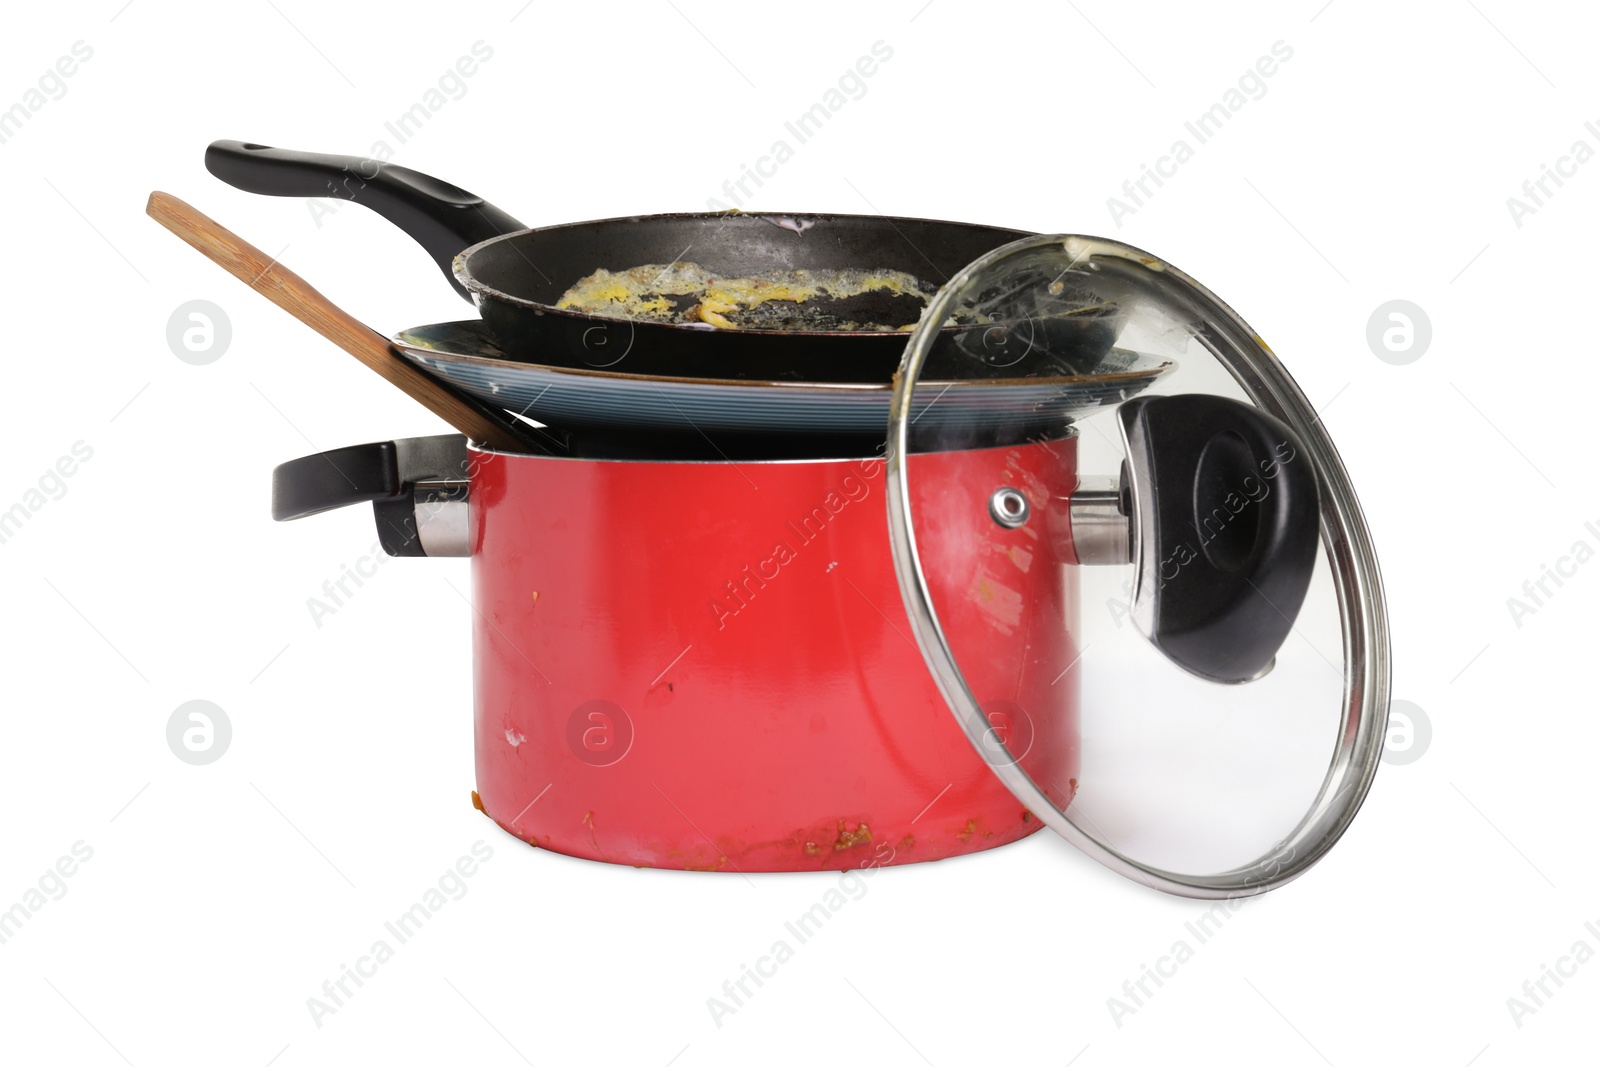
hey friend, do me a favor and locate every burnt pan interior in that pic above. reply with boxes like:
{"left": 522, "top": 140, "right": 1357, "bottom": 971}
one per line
{"left": 462, "top": 213, "right": 1033, "bottom": 309}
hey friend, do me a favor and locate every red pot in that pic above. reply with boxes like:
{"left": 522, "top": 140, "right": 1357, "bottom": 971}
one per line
{"left": 467, "top": 440, "right": 1081, "bottom": 871}
{"left": 276, "top": 434, "right": 1083, "bottom": 871}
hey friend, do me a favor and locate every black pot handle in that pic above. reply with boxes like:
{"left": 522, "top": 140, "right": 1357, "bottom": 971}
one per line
{"left": 1118, "top": 394, "right": 1320, "bottom": 684}
{"left": 272, "top": 435, "right": 471, "bottom": 557}
{"left": 205, "top": 140, "right": 527, "bottom": 301}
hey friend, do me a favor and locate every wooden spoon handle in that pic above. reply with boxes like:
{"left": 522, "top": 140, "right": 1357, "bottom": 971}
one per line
{"left": 145, "top": 191, "right": 539, "bottom": 454}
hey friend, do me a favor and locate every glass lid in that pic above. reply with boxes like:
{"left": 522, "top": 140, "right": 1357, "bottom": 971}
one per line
{"left": 886, "top": 234, "right": 1389, "bottom": 897}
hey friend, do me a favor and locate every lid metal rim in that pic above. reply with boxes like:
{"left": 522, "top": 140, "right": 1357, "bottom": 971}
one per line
{"left": 885, "top": 233, "right": 1390, "bottom": 899}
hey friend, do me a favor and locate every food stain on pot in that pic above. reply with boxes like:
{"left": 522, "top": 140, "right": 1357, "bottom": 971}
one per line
{"left": 967, "top": 571, "right": 1024, "bottom": 634}
{"left": 954, "top": 818, "right": 994, "bottom": 842}
{"left": 664, "top": 843, "right": 731, "bottom": 871}
{"left": 798, "top": 819, "right": 873, "bottom": 857}
{"left": 582, "top": 810, "right": 608, "bottom": 861}
{"left": 832, "top": 820, "right": 872, "bottom": 851}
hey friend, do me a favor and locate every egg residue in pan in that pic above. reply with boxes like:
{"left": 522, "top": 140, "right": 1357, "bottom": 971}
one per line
{"left": 555, "top": 261, "right": 936, "bottom": 331}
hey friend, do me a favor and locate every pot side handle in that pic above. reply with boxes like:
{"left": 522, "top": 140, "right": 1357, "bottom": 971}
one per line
{"left": 205, "top": 140, "right": 527, "bottom": 301}
{"left": 272, "top": 435, "right": 472, "bottom": 558}
{"left": 1117, "top": 394, "right": 1321, "bottom": 685}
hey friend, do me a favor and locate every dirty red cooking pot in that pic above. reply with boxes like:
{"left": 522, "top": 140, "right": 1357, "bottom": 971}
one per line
{"left": 236, "top": 149, "right": 1390, "bottom": 895}
{"left": 272, "top": 432, "right": 1085, "bottom": 870}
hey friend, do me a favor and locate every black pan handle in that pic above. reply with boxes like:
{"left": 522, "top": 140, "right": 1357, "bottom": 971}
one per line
{"left": 1118, "top": 394, "right": 1320, "bottom": 684}
{"left": 205, "top": 140, "right": 527, "bottom": 300}
{"left": 272, "top": 435, "right": 471, "bottom": 557}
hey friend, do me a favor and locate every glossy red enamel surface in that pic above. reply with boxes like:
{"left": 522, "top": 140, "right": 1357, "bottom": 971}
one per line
{"left": 468, "top": 438, "right": 1081, "bottom": 871}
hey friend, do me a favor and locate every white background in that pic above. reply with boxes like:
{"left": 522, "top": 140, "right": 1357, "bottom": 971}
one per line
{"left": 2, "top": 1, "right": 1596, "bottom": 1064}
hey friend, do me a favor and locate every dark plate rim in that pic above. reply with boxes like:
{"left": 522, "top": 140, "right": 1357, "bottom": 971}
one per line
{"left": 393, "top": 321, "right": 1176, "bottom": 393}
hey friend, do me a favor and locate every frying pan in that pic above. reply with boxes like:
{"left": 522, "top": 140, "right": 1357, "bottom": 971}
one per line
{"left": 204, "top": 141, "right": 1125, "bottom": 382}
